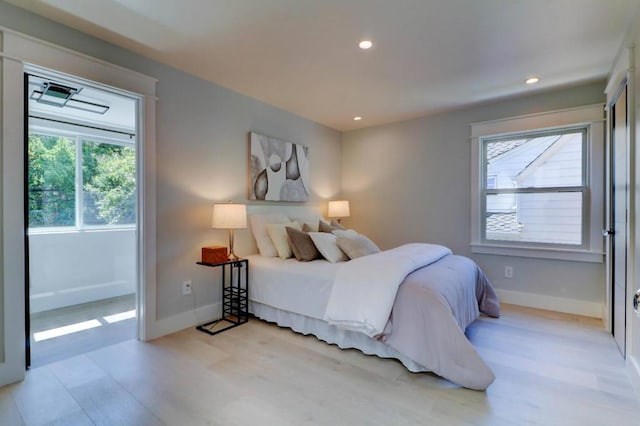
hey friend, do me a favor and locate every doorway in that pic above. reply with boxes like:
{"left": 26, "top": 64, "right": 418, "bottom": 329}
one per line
{"left": 24, "top": 69, "right": 139, "bottom": 367}
{"left": 610, "top": 82, "right": 629, "bottom": 357}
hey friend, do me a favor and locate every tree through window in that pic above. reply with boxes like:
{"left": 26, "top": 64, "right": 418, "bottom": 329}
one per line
{"left": 28, "top": 132, "right": 136, "bottom": 229}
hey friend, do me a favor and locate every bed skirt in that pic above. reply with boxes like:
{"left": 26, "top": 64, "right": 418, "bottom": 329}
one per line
{"left": 249, "top": 301, "right": 428, "bottom": 373}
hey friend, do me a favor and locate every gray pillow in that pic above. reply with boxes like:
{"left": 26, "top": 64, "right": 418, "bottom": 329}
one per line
{"left": 336, "top": 233, "right": 381, "bottom": 259}
{"left": 330, "top": 219, "right": 346, "bottom": 230}
{"left": 319, "top": 220, "right": 341, "bottom": 233}
{"left": 286, "top": 226, "right": 320, "bottom": 261}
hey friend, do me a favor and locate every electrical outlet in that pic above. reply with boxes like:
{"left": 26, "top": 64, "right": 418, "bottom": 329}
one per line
{"left": 504, "top": 266, "right": 513, "bottom": 279}
{"left": 182, "top": 280, "right": 192, "bottom": 295}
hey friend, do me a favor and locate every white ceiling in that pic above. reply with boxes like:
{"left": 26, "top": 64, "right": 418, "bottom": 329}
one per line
{"left": 27, "top": 74, "right": 137, "bottom": 132}
{"left": 8, "top": 0, "right": 640, "bottom": 131}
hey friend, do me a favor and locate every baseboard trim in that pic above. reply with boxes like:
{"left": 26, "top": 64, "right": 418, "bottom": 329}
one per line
{"left": 30, "top": 280, "right": 134, "bottom": 313}
{"left": 628, "top": 356, "right": 640, "bottom": 398}
{"left": 150, "top": 302, "right": 221, "bottom": 340}
{"left": 496, "top": 289, "right": 604, "bottom": 318}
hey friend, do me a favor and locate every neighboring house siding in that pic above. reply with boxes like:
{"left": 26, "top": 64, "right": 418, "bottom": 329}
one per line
{"left": 517, "top": 134, "right": 582, "bottom": 188}
{"left": 486, "top": 136, "right": 557, "bottom": 213}
{"left": 516, "top": 134, "right": 582, "bottom": 244}
{"left": 486, "top": 133, "right": 583, "bottom": 244}
{"left": 516, "top": 192, "right": 582, "bottom": 244}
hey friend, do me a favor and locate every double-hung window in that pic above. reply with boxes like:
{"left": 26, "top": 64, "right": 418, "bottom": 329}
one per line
{"left": 470, "top": 105, "right": 604, "bottom": 262}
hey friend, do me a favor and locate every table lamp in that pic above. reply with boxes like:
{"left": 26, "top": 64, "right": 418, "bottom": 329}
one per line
{"left": 328, "top": 200, "right": 350, "bottom": 224}
{"left": 212, "top": 202, "right": 247, "bottom": 260}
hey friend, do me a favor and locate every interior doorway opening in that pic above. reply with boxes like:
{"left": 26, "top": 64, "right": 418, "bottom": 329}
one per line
{"left": 25, "top": 68, "right": 139, "bottom": 367}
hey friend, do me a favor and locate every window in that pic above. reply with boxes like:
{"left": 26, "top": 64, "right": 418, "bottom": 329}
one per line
{"left": 28, "top": 133, "right": 76, "bottom": 227}
{"left": 82, "top": 140, "right": 136, "bottom": 226}
{"left": 486, "top": 175, "right": 497, "bottom": 190}
{"left": 470, "top": 104, "right": 604, "bottom": 262}
{"left": 483, "top": 127, "right": 586, "bottom": 246}
{"left": 28, "top": 131, "right": 136, "bottom": 230}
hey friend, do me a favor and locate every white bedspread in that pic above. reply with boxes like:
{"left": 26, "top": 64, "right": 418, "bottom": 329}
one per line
{"left": 247, "top": 255, "right": 337, "bottom": 319}
{"left": 323, "top": 243, "right": 452, "bottom": 336}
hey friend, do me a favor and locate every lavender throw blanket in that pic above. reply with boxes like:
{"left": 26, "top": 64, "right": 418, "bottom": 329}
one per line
{"left": 382, "top": 254, "right": 500, "bottom": 390}
{"left": 324, "top": 243, "right": 452, "bottom": 336}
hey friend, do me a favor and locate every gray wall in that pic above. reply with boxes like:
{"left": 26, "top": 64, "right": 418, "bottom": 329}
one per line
{"left": 0, "top": 0, "right": 606, "bottom": 329}
{"left": 342, "top": 82, "right": 606, "bottom": 304}
{"left": 0, "top": 1, "right": 342, "bottom": 321}
{"left": 0, "top": 29, "right": 4, "bottom": 361}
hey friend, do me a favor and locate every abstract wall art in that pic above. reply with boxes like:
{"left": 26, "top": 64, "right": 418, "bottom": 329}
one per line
{"left": 249, "top": 132, "right": 310, "bottom": 202}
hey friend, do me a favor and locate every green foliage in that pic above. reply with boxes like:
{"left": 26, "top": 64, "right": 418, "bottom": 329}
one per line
{"left": 28, "top": 134, "right": 76, "bottom": 227}
{"left": 83, "top": 142, "right": 136, "bottom": 224}
{"left": 28, "top": 134, "right": 136, "bottom": 228}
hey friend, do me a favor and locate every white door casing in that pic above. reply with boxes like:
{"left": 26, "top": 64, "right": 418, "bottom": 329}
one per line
{"left": 0, "top": 27, "right": 157, "bottom": 386}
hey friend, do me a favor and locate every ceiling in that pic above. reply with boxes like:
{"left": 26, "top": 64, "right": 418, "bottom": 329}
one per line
{"left": 7, "top": 0, "right": 640, "bottom": 131}
{"left": 28, "top": 74, "right": 137, "bottom": 132}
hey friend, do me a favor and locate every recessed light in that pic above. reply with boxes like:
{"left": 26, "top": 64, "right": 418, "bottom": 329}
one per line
{"left": 358, "top": 40, "right": 373, "bottom": 50}
{"left": 353, "top": 116, "right": 362, "bottom": 121}
{"left": 525, "top": 76, "right": 540, "bottom": 84}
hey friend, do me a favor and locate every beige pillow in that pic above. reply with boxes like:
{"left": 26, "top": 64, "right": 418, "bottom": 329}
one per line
{"left": 250, "top": 213, "right": 290, "bottom": 257}
{"left": 266, "top": 222, "right": 302, "bottom": 259}
{"left": 289, "top": 213, "right": 325, "bottom": 232}
{"left": 335, "top": 232, "right": 380, "bottom": 259}
{"left": 308, "top": 232, "right": 348, "bottom": 263}
{"left": 286, "top": 226, "right": 320, "bottom": 261}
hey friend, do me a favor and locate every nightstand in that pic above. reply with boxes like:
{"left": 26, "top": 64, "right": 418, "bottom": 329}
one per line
{"left": 195, "top": 258, "right": 249, "bottom": 335}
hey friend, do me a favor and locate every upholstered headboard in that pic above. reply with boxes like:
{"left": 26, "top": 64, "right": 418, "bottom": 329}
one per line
{"left": 234, "top": 203, "right": 326, "bottom": 256}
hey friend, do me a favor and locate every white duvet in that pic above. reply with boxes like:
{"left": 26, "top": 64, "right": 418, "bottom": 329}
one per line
{"left": 323, "top": 243, "right": 452, "bottom": 336}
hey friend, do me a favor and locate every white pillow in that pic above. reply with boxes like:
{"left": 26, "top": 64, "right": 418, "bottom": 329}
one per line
{"left": 249, "top": 213, "right": 290, "bottom": 257}
{"left": 266, "top": 222, "right": 302, "bottom": 259}
{"left": 308, "top": 232, "right": 348, "bottom": 263}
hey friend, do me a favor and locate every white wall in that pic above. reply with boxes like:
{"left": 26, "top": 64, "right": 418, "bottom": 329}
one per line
{"left": 28, "top": 230, "right": 135, "bottom": 312}
{"left": 342, "top": 82, "right": 606, "bottom": 317}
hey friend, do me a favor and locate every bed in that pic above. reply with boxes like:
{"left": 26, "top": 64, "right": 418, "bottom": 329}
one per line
{"left": 246, "top": 241, "right": 500, "bottom": 391}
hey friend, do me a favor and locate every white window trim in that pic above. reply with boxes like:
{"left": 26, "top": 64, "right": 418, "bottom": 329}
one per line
{"left": 470, "top": 104, "right": 605, "bottom": 263}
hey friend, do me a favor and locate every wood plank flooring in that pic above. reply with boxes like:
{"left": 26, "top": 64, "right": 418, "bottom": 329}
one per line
{"left": 1, "top": 304, "right": 639, "bottom": 425}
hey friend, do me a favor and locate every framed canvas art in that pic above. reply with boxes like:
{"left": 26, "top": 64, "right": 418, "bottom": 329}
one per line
{"left": 249, "top": 132, "right": 310, "bottom": 202}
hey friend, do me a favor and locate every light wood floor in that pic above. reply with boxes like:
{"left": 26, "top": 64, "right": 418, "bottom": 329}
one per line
{"left": 1, "top": 304, "right": 639, "bottom": 425}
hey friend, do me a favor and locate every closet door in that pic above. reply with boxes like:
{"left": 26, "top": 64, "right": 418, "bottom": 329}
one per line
{"left": 611, "top": 84, "right": 628, "bottom": 357}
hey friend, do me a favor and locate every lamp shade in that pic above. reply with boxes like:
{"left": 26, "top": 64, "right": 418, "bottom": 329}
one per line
{"left": 212, "top": 203, "right": 247, "bottom": 229}
{"left": 328, "top": 200, "right": 350, "bottom": 218}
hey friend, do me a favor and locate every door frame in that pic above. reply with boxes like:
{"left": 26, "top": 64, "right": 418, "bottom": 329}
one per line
{"left": 23, "top": 66, "right": 143, "bottom": 367}
{"left": 608, "top": 80, "right": 630, "bottom": 356}
{"left": 605, "top": 46, "right": 634, "bottom": 337}
{"left": 0, "top": 27, "right": 157, "bottom": 386}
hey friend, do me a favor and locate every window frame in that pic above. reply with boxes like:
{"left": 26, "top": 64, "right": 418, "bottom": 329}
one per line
{"left": 27, "top": 124, "right": 136, "bottom": 234}
{"left": 480, "top": 126, "right": 589, "bottom": 249}
{"left": 470, "top": 104, "right": 605, "bottom": 263}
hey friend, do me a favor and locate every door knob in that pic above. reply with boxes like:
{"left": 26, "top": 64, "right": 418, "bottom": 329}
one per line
{"left": 634, "top": 289, "right": 640, "bottom": 315}
{"left": 603, "top": 229, "right": 615, "bottom": 236}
